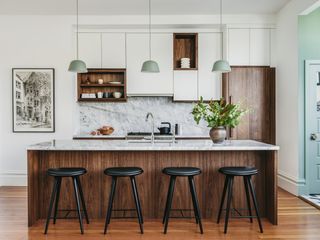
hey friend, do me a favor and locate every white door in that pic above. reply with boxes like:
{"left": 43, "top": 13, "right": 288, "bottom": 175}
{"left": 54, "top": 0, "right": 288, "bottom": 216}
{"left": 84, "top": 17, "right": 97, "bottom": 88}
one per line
{"left": 78, "top": 33, "right": 101, "bottom": 68}
{"left": 306, "top": 60, "right": 320, "bottom": 194}
{"left": 250, "top": 29, "right": 271, "bottom": 66}
{"left": 198, "top": 33, "right": 222, "bottom": 101}
{"left": 228, "top": 29, "right": 250, "bottom": 66}
{"left": 102, "top": 33, "right": 126, "bottom": 68}
{"left": 173, "top": 70, "right": 198, "bottom": 101}
{"left": 126, "top": 33, "right": 173, "bottom": 96}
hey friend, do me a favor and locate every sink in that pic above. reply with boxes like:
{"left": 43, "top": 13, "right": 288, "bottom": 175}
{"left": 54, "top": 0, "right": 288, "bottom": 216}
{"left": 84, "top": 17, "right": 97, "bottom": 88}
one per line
{"left": 127, "top": 139, "right": 176, "bottom": 144}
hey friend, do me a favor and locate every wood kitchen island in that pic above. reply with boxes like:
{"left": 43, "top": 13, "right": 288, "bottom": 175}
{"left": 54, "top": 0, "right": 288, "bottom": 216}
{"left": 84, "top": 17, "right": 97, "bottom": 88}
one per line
{"left": 27, "top": 140, "right": 279, "bottom": 227}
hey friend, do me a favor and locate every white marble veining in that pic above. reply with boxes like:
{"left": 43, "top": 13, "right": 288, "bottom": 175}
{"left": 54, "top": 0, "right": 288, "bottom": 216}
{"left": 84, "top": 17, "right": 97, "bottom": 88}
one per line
{"left": 73, "top": 134, "right": 210, "bottom": 139}
{"left": 27, "top": 139, "right": 280, "bottom": 151}
{"left": 77, "top": 97, "right": 209, "bottom": 136}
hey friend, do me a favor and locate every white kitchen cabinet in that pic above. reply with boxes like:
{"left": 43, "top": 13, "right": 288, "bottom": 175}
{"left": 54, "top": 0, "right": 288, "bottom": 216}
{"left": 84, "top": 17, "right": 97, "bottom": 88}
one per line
{"left": 78, "top": 33, "right": 101, "bottom": 68}
{"left": 126, "top": 33, "right": 173, "bottom": 96}
{"left": 228, "top": 29, "right": 250, "bottom": 66}
{"left": 250, "top": 29, "right": 271, "bottom": 66}
{"left": 198, "top": 33, "right": 222, "bottom": 101}
{"left": 102, "top": 33, "right": 126, "bottom": 68}
{"left": 173, "top": 71, "right": 198, "bottom": 101}
{"left": 270, "top": 28, "right": 276, "bottom": 67}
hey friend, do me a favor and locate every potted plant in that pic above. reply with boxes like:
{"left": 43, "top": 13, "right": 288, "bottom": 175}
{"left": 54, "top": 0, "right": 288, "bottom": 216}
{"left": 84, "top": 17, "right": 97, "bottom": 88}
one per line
{"left": 192, "top": 97, "right": 247, "bottom": 144}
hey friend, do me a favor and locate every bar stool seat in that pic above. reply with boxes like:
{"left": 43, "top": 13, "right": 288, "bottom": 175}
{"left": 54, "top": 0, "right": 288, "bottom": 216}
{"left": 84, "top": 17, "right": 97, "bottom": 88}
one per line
{"left": 47, "top": 168, "right": 87, "bottom": 177}
{"left": 104, "top": 167, "right": 144, "bottom": 234}
{"left": 162, "top": 167, "right": 203, "bottom": 234}
{"left": 219, "top": 167, "right": 258, "bottom": 176}
{"left": 163, "top": 167, "right": 201, "bottom": 176}
{"left": 104, "top": 167, "right": 143, "bottom": 177}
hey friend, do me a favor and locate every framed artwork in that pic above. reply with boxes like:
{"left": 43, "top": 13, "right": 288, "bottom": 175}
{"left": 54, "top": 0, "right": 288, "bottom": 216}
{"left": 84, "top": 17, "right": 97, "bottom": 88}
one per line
{"left": 12, "top": 68, "right": 55, "bottom": 132}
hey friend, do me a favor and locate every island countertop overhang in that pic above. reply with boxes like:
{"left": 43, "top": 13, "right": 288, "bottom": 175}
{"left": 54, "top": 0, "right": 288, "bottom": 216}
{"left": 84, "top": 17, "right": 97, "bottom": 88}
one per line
{"left": 27, "top": 139, "right": 279, "bottom": 151}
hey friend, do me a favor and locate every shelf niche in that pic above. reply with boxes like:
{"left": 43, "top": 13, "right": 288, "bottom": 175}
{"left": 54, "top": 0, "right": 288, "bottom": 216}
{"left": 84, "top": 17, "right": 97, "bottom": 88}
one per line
{"left": 77, "top": 68, "right": 127, "bottom": 102}
{"left": 173, "top": 33, "right": 198, "bottom": 70}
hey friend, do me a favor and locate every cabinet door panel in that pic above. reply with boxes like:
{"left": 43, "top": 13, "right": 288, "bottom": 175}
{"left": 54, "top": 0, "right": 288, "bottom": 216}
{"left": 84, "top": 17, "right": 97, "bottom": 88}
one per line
{"left": 228, "top": 29, "right": 250, "bottom": 66}
{"left": 223, "top": 67, "right": 275, "bottom": 144}
{"left": 173, "top": 71, "right": 198, "bottom": 101}
{"left": 102, "top": 33, "right": 126, "bottom": 68}
{"left": 126, "top": 33, "right": 173, "bottom": 96}
{"left": 78, "top": 33, "right": 101, "bottom": 68}
{"left": 250, "top": 29, "right": 271, "bottom": 66}
{"left": 198, "top": 33, "right": 222, "bottom": 101}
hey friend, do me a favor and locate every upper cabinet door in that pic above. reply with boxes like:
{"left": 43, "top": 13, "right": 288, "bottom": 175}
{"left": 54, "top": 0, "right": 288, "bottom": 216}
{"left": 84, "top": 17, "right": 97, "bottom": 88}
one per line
{"left": 126, "top": 33, "right": 173, "bottom": 96}
{"left": 78, "top": 33, "right": 101, "bottom": 68}
{"left": 173, "top": 70, "right": 198, "bottom": 101}
{"left": 102, "top": 33, "right": 126, "bottom": 68}
{"left": 228, "top": 29, "right": 250, "bottom": 66}
{"left": 250, "top": 29, "right": 271, "bottom": 66}
{"left": 198, "top": 33, "right": 222, "bottom": 101}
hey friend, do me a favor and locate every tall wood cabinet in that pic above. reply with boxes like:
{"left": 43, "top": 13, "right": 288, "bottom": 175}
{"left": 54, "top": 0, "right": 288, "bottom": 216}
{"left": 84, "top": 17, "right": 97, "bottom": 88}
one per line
{"left": 222, "top": 66, "right": 276, "bottom": 144}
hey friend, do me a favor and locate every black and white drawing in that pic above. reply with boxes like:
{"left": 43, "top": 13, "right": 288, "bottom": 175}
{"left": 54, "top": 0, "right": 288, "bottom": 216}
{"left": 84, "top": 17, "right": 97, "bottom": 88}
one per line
{"left": 12, "top": 68, "right": 55, "bottom": 132}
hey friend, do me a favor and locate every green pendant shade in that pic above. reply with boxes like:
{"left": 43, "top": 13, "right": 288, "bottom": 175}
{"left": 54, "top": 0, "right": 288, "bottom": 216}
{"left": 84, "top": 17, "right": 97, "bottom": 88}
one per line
{"left": 212, "top": 60, "right": 231, "bottom": 73}
{"left": 141, "top": 60, "right": 160, "bottom": 73}
{"left": 68, "top": 59, "right": 88, "bottom": 73}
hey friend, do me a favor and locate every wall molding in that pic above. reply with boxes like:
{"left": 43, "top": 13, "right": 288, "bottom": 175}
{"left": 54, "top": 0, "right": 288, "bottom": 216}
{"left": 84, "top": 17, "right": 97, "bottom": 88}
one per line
{"left": 278, "top": 170, "right": 305, "bottom": 196}
{"left": 0, "top": 171, "right": 27, "bottom": 186}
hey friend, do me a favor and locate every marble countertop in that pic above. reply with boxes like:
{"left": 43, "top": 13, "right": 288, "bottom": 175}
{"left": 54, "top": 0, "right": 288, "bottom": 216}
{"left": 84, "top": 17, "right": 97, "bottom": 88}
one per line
{"left": 27, "top": 139, "right": 279, "bottom": 151}
{"left": 73, "top": 135, "right": 210, "bottom": 139}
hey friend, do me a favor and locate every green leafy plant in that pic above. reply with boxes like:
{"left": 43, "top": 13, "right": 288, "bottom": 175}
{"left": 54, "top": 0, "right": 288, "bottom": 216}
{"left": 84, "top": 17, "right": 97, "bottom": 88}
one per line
{"left": 192, "top": 97, "right": 248, "bottom": 128}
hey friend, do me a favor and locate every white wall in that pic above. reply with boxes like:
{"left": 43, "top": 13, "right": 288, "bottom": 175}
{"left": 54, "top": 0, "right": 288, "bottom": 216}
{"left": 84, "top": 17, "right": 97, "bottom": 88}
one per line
{"left": 0, "top": 15, "right": 76, "bottom": 185}
{"left": 276, "top": 0, "right": 319, "bottom": 195}
{"left": 0, "top": 14, "right": 276, "bottom": 186}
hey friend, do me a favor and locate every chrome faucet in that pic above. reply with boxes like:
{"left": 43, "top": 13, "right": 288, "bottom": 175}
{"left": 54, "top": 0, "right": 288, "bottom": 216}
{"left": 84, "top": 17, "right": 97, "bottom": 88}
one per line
{"left": 145, "top": 112, "right": 155, "bottom": 144}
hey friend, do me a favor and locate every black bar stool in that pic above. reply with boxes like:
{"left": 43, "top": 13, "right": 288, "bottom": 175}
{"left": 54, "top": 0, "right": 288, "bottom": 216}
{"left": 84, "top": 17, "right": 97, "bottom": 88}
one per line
{"left": 217, "top": 166, "right": 263, "bottom": 234}
{"left": 44, "top": 168, "right": 89, "bottom": 234}
{"left": 162, "top": 167, "right": 203, "bottom": 234}
{"left": 103, "top": 167, "right": 144, "bottom": 234}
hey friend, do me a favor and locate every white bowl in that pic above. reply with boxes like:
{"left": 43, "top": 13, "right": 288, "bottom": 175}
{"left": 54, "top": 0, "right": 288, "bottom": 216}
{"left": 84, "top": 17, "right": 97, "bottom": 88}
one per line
{"left": 113, "top": 92, "right": 122, "bottom": 98}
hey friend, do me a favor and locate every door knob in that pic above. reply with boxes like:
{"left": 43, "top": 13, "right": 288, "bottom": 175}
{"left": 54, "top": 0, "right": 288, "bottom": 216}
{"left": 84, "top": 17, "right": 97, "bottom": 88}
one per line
{"left": 311, "top": 133, "right": 318, "bottom": 141}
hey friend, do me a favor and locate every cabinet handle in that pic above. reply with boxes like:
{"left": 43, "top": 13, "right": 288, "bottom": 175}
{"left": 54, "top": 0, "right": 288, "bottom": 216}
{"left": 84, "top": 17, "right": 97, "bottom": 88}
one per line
{"left": 229, "top": 95, "right": 233, "bottom": 139}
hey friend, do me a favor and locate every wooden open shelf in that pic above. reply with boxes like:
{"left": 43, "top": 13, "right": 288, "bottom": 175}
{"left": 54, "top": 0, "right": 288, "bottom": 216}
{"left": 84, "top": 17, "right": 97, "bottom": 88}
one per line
{"left": 173, "top": 33, "right": 198, "bottom": 70}
{"left": 77, "top": 68, "right": 127, "bottom": 102}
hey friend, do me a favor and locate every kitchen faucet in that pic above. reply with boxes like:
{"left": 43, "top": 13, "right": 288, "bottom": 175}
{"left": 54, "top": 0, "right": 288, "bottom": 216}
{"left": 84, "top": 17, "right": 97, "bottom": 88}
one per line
{"left": 145, "top": 112, "right": 155, "bottom": 144}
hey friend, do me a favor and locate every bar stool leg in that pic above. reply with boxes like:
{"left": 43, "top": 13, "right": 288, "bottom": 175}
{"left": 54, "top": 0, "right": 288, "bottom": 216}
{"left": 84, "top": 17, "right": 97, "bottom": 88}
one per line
{"left": 243, "top": 176, "right": 253, "bottom": 223}
{"left": 224, "top": 176, "right": 234, "bottom": 234}
{"left": 53, "top": 177, "right": 62, "bottom": 224}
{"left": 247, "top": 176, "right": 263, "bottom": 233}
{"left": 217, "top": 176, "right": 230, "bottom": 224}
{"left": 162, "top": 178, "right": 172, "bottom": 224}
{"left": 76, "top": 176, "right": 89, "bottom": 224}
{"left": 130, "top": 176, "right": 144, "bottom": 234}
{"left": 164, "top": 176, "right": 176, "bottom": 234}
{"left": 188, "top": 176, "right": 204, "bottom": 234}
{"left": 104, "top": 177, "right": 117, "bottom": 234}
{"left": 72, "top": 177, "right": 84, "bottom": 234}
{"left": 44, "top": 177, "right": 59, "bottom": 234}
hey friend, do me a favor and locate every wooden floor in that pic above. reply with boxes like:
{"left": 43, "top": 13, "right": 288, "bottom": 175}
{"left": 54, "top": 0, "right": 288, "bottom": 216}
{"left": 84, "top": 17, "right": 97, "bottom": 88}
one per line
{"left": 1, "top": 187, "right": 320, "bottom": 240}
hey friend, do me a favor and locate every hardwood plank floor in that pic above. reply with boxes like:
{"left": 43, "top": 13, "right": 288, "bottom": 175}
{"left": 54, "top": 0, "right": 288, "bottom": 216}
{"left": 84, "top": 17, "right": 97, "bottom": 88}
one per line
{"left": 0, "top": 187, "right": 319, "bottom": 239}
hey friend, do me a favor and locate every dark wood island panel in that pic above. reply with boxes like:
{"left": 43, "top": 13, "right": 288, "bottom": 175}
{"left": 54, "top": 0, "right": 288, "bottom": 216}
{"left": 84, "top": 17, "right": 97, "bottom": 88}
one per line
{"left": 28, "top": 150, "right": 277, "bottom": 227}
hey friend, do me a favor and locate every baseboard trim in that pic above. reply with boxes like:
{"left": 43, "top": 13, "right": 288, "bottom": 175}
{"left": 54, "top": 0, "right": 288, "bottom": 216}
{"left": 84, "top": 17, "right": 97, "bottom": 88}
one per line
{"left": 0, "top": 171, "right": 27, "bottom": 186}
{"left": 278, "top": 171, "right": 305, "bottom": 196}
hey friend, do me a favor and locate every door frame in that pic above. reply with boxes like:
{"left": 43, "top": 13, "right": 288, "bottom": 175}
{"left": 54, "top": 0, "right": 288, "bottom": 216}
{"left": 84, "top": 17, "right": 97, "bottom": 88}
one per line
{"left": 305, "top": 60, "right": 320, "bottom": 193}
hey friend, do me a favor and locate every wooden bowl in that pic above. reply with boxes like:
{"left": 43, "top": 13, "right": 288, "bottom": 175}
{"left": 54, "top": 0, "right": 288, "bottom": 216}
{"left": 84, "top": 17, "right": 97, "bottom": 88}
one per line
{"left": 98, "top": 127, "right": 114, "bottom": 135}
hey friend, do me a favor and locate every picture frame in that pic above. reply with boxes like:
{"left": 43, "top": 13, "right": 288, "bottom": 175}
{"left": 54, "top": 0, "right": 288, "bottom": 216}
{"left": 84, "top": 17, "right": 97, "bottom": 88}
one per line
{"left": 12, "top": 68, "right": 55, "bottom": 133}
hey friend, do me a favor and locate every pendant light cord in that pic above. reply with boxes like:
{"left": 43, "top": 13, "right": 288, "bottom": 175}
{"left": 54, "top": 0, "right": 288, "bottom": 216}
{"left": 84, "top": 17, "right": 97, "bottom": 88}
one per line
{"left": 149, "top": 0, "right": 152, "bottom": 60}
{"left": 76, "top": 0, "right": 79, "bottom": 60}
{"left": 220, "top": 0, "right": 224, "bottom": 60}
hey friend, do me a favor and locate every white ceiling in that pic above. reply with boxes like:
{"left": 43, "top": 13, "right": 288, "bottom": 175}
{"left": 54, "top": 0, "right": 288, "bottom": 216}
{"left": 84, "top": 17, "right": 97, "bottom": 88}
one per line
{"left": 0, "top": 0, "right": 290, "bottom": 15}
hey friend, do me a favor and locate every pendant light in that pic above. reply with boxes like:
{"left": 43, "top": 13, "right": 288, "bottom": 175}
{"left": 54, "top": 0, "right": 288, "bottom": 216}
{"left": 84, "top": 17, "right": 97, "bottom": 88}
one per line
{"left": 68, "top": 0, "right": 88, "bottom": 73}
{"left": 212, "top": 0, "right": 231, "bottom": 73}
{"left": 141, "top": 0, "right": 160, "bottom": 73}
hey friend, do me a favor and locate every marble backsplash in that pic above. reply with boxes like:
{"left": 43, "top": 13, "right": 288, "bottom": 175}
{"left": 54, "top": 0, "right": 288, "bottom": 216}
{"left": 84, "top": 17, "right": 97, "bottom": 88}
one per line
{"left": 78, "top": 97, "right": 210, "bottom": 136}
